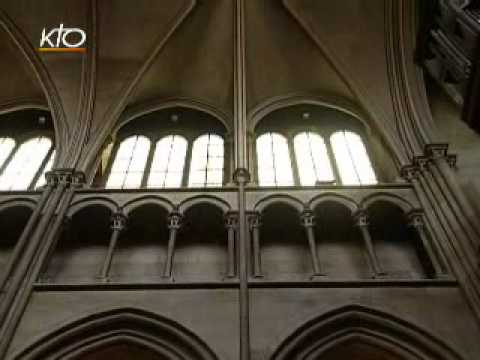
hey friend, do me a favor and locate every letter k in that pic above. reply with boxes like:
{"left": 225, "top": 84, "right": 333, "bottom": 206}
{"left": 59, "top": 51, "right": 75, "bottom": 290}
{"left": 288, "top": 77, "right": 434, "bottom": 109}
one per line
{"left": 40, "top": 27, "right": 57, "bottom": 47}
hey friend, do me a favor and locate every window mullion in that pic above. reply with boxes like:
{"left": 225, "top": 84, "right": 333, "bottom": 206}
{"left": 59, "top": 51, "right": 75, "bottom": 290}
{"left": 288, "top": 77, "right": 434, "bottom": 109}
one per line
{"left": 204, "top": 134, "right": 210, "bottom": 187}
{"left": 124, "top": 136, "right": 141, "bottom": 189}
{"left": 287, "top": 136, "right": 300, "bottom": 186}
{"left": 182, "top": 139, "right": 193, "bottom": 188}
{"left": 343, "top": 132, "right": 362, "bottom": 185}
{"left": 161, "top": 137, "right": 173, "bottom": 188}
{"left": 269, "top": 134, "right": 277, "bottom": 186}
{"left": 141, "top": 137, "right": 155, "bottom": 188}
{"left": 0, "top": 142, "right": 18, "bottom": 177}
{"left": 307, "top": 133, "right": 319, "bottom": 183}
{"left": 325, "top": 134, "right": 341, "bottom": 185}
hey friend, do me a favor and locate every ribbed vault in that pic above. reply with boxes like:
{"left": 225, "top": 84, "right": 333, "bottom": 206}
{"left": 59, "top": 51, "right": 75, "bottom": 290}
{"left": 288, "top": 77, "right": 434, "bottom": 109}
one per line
{"left": 0, "top": 0, "right": 428, "bottom": 169}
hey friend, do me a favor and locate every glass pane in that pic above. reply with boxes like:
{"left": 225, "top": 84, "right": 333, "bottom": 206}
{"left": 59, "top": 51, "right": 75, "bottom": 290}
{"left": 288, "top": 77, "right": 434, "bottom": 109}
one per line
{"left": 106, "top": 172, "right": 124, "bottom": 189}
{"left": 0, "top": 137, "right": 15, "bottom": 169}
{"left": 331, "top": 131, "right": 377, "bottom": 185}
{"left": 345, "top": 131, "right": 377, "bottom": 185}
{"left": 106, "top": 135, "right": 150, "bottom": 189}
{"left": 189, "top": 170, "right": 206, "bottom": 187}
{"left": 295, "top": 132, "right": 334, "bottom": 186}
{"left": 147, "top": 135, "right": 187, "bottom": 188}
{"left": 123, "top": 171, "right": 143, "bottom": 188}
{"left": 164, "top": 171, "right": 182, "bottom": 188}
{"left": 256, "top": 132, "right": 293, "bottom": 186}
{"left": 0, "top": 137, "right": 52, "bottom": 190}
{"left": 188, "top": 134, "right": 224, "bottom": 187}
{"left": 35, "top": 150, "right": 56, "bottom": 188}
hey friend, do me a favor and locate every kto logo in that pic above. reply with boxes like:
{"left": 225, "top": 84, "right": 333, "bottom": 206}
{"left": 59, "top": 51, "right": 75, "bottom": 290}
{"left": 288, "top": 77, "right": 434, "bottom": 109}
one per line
{"left": 38, "top": 24, "right": 86, "bottom": 53}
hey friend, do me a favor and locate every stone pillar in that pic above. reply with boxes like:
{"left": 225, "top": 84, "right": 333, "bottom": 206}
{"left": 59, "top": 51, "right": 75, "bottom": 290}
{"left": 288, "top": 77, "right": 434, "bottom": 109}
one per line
{"left": 426, "top": 143, "right": 480, "bottom": 240}
{"left": 163, "top": 211, "right": 182, "bottom": 279}
{"left": 300, "top": 209, "right": 324, "bottom": 277}
{"left": 249, "top": 212, "right": 262, "bottom": 278}
{"left": 98, "top": 212, "right": 127, "bottom": 282}
{"left": 225, "top": 212, "right": 238, "bottom": 278}
{"left": 0, "top": 172, "right": 56, "bottom": 291}
{"left": 354, "top": 210, "right": 386, "bottom": 278}
{"left": 0, "top": 170, "right": 85, "bottom": 359}
{"left": 407, "top": 210, "right": 445, "bottom": 278}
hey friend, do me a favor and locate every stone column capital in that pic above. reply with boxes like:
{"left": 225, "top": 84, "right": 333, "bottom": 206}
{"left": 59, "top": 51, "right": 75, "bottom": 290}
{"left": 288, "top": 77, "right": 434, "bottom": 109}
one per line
{"left": 111, "top": 212, "right": 127, "bottom": 231}
{"left": 168, "top": 211, "right": 182, "bottom": 230}
{"left": 400, "top": 165, "right": 420, "bottom": 181}
{"left": 248, "top": 212, "right": 261, "bottom": 229}
{"left": 413, "top": 156, "right": 431, "bottom": 172}
{"left": 300, "top": 209, "right": 315, "bottom": 227}
{"left": 225, "top": 212, "right": 239, "bottom": 229}
{"left": 353, "top": 209, "right": 369, "bottom": 227}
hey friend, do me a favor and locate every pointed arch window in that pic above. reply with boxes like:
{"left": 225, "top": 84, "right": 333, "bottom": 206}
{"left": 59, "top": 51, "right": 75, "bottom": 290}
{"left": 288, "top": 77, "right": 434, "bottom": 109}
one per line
{"left": 331, "top": 130, "right": 377, "bottom": 185}
{"left": 106, "top": 135, "right": 150, "bottom": 189}
{"left": 0, "top": 137, "right": 52, "bottom": 190}
{"left": 294, "top": 132, "right": 335, "bottom": 186}
{"left": 0, "top": 137, "right": 16, "bottom": 169}
{"left": 188, "top": 133, "right": 224, "bottom": 187}
{"left": 147, "top": 135, "right": 187, "bottom": 188}
{"left": 256, "top": 132, "right": 294, "bottom": 187}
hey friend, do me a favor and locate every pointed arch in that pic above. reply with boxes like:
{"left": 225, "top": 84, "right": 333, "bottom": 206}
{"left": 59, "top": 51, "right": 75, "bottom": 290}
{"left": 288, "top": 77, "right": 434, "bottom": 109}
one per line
{"left": 272, "top": 305, "right": 464, "bottom": 360}
{"left": 0, "top": 10, "right": 68, "bottom": 163}
{"left": 13, "top": 308, "right": 219, "bottom": 360}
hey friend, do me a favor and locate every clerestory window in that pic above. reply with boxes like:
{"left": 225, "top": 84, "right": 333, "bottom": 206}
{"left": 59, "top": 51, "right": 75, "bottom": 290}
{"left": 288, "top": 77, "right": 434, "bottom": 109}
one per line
{"left": 256, "top": 129, "right": 377, "bottom": 187}
{"left": 105, "top": 133, "right": 225, "bottom": 189}
{"left": 0, "top": 136, "right": 54, "bottom": 191}
{"left": 256, "top": 132, "right": 294, "bottom": 187}
{"left": 188, "top": 133, "right": 224, "bottom": 187}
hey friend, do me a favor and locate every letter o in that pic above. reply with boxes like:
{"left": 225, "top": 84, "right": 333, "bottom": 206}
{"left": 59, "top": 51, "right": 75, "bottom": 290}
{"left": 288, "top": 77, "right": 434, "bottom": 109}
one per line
{"left": 62, "top": 28, "right": 86, "bottom": 48}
